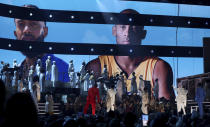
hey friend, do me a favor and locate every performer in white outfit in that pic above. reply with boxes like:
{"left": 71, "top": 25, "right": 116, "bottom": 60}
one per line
{"left": 79, "top": 62, "right": 86, "bottom": 93}
{"left": 68, "top": 60, "right": 76, "bottom": 87}
{"left": 174, "top": 86, "right": 188, "bottom": 115}
{"left": 106, "top": 85, "right": 117, "bottom": 112}
{"left": 71, "top": 71, "right": 76, "bottom": 88}
{"left": 89, "top": 71, "right": 95, "bottom": 88}
{"left": 36, "top": 60, "right": 41, "bottom": 77}
{"left": 39, "top": 68, "right": 45, "bottom": 92}
{"left": 13, "top": 59, "right": 18, "bottom": 68}
{"left": 80, "top": 61, "right": 86, "bottom": 78}
{"left": 36, "top": 59, "right": 42, "bottom": 67}
{"left": 116, "top": 72, "right": 126, "bottom": 102}
{"left": 51, "top": 61, "right": 58, "bottom": 87}
{"left": 28, "top": 65, "right": 34, "bottom": 92}
{"left": 68, "top": 60, "right": 74, "bottom": 73}
{"left": 12, "top": 70, "right": 19, "bottom": 91}
{"left": 45, "top": 56, "right": 52, "bottom": 80}
{"left": 45, "top": 93, "right": 54, "bottom": 115}
{"left": 83, "top": 71, "right": 90, "bottom": 92}
{"left": 75, "top": 72, "right": 81, "bottom": 89}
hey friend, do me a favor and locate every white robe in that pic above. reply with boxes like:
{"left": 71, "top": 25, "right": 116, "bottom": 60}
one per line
{"left": 83, "top": 73, "right": 90, "bottom": 91}
{"left": 80, "top": 65, "right": 86, "bottom": 77}
{"left": 51, "top": 64, "right": 58, "bottom": 87}
{"left": 39, "top": 72, "right": 45, "bottom": 92}
{"left": 13, "top": 62, "right": 18, "bottom": 68}
{"left": 45, "top": 94, "right": 54, "bottom": 114}
{"left": 46, "top": 59, "right": 52, "bottom": 80}
{"left": 75, "top": 75, "right": 81, "bottom": 88}
{"left": 36, "top": 64, "right": 41, "bottom": 77}
{"left": 69, "top": 72, "right": 76, "bottom": 88}
{"left": 106, "top": 89, "right": 117, "bottom": 112}
{"left": 28, "top": 69, "right": 34, "bottom": 92}
{"left": 68, "top": 63, "right": 74, "bottom": 74}
{"left": 12, "top": 71, "right": 18, "bottom": 88}
{"left": 175, "top": 88, "right": 188, "bottom": 115}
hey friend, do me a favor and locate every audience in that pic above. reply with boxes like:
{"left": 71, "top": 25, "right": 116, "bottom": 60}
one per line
{"left": 2, "top": 92, "right": 38, "bottom": 127}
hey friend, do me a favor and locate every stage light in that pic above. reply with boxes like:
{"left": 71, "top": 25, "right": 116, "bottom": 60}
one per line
{"left": 49, "top": 47, "right": 52, "bottom": 50}
{"left": 71, "top": 15, "right": 75, "bottom": 19}
{"left": 90, "top": 16, "right": 94, "bottom": 20}
{"left": 29, "top": 45, "right": 32, "bottom": 49}
{"left": 110, "top": 17, "right": 113, "bottom": 21}
{"left": 188, "top": 21, "right": 191, "bottom": 24}
{"left": 49, "top": 14, "right": 53, "bottom": 18}
{"left": 129, "top": 49, "right": 133, "bottom": 53}
{"left": 110, "top": 48, "right": 114, "bottom": 52}
{"left": 170, "top": 20, "right": 173, "bottom": 24}
{"left": 171, "top": 50, "right": 175, "bottom": 54}
{"left": 150, "top": 19, "right": 153, "bottom": 23}
{"left": 129, "top": 18, "right": 132, "bottom": 22}
{"left": 70, "top": 47, "right": 74, "bottom": 51}
{"left": 150, "top": 49, "right": 154, "bottom": 54}
{"left": 8, "top": 44, "right": 11, "bottom": 47}
{"left": 90, "top": 48, "right": 94, "bottom": 52}
{"left": 8, "top": 10, "right": 12, "bottom": 14}
{"left": 205, "top": 22, "right": 208, "bottom": 25}
{"left": 29, "top": 12, "right": 33, "bottom": 16}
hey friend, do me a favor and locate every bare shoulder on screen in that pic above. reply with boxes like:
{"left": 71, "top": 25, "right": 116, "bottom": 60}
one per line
{"left": 154, "top": 59, "right": 172, "bottom": 74}
{"left": 85, "top": 58, "right": 101, "bottom": 77}
{"left": 153, "top": 58, "right": 174, "bottom": 100}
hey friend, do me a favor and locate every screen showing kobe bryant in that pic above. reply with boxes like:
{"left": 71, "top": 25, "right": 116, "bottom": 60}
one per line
{"left": 0, "top": 0, "right": 206, "bottom": 101}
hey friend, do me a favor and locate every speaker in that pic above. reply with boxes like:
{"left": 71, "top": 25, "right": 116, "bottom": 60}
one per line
{"left": 203, "top": 38, "right": 210, "bottom": 73}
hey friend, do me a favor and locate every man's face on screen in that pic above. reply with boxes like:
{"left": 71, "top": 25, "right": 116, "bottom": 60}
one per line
{"left": 14, "top": 19, "right": 48, "bottom": 58}
{"left": 113, "top": 25, "right": 146, "bottom": 45}
{"left": 14, "top": 19, "right": 47, "bottom": 42}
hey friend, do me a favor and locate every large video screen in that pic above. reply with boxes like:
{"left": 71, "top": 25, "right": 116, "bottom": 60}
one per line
{"left": 0, "top": 0, "right": 208, "bottom": 96}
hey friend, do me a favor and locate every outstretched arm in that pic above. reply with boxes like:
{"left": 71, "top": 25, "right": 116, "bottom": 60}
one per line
{"left": 153, "top": 59, "right": 175, "bottom": 101}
